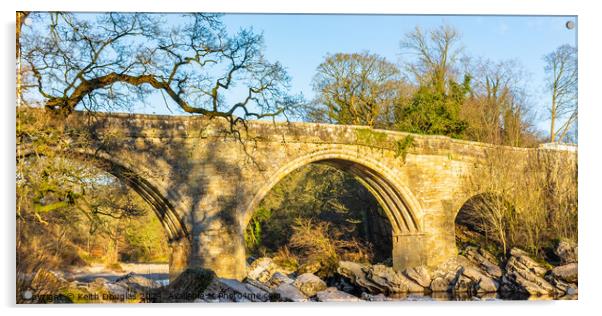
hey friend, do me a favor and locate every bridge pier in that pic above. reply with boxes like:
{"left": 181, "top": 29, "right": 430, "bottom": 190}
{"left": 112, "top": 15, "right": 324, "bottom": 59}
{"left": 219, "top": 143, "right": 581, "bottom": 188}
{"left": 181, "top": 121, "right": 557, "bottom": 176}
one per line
{"left": 168, "top": 239, "right": 191, "bottom": 281}
{"left": 190, "top": 220, "right": 247, "bottom": 281}
{"left": 392, "top": 233, "right": 427, "bottom": 271}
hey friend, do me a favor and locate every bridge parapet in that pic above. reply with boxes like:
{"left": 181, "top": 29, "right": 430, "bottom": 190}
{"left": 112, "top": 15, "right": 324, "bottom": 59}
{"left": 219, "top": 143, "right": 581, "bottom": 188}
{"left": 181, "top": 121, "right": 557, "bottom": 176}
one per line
{"left": 65, "top": 111, "right": 570, "bottom": 162}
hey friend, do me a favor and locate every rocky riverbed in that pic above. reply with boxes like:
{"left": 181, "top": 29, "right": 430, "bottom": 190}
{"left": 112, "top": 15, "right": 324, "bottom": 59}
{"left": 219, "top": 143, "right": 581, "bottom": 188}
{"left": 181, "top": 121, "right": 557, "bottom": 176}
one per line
{"left": 23, "top": 242, "right": 577, "bottom": 303}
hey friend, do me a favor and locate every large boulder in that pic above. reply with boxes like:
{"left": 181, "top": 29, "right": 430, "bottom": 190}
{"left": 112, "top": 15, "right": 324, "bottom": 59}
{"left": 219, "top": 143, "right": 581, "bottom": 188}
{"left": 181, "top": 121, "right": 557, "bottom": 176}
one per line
{"left": 114, "top": 272, "right": 161, "bottom": 293}
{"left": 201, "top": 278, "right": 271, "bottom": 302}
{"left": 266, "top": 271, "right": 294, "bottom": 289}
{"left": 463, "top": 247, "right": 503, "bottom": 279}
{"left": 509, "top": 248, "right": 549, "bottom": 276}
{"left": 430, "top": 276, "right": 452, "bottom": 292}
{"left": 546, "top": 263, "right": 578, "bottom": 295}
{"left": 244, "top": 278, "right": 273, "bottom": 293}
{"left": 162, "top": 268, "right": 216, "bottom": 302}
{"left": 403, "top": 266, "right": 431, "bottom": 288}
{"left": 550, "top": 263, "right": 578, "bottom": 284}
{"left": 451, "top": 274, "right": 473, "bottom": 294}
{"left": 247, "top": 257, "right": 280, "bottom": 283}
{"left": 103, "top": 282, "right": 130, "bottom": 298}
{"left": 293, "top": 273, "right": 327, "bottom": 297}
{"left": 501, "top": 248, "right": 555, "bottom": 296}
{"left": 364, "top": 264, "right": 423, "bottom": 293}
{"left": 316, "top": 287, "right": 362, "bottom": 302}
{"left": 456, "top": 256, "right": 499, "bottom": 293}
{"left": 555, "top": 240, "right": 578, "bottom": 265}
{"left": 87, "top": 278, "right": 131, "bottom": 301}
{"left": 337, "top": 261, "right": 383, "bottom": 294}
{"left": 428, "top": 255, "right": 499, "bottom": 294}
{"left": 274, "top": 283, "right": 308, "bottom": 302}
{"left": 545, "top": 276, "right": 577, "bottom": 295}
{"left": 429, "top": 257, "right": 463, "bottom": 293}
{"left": 336, "top": 261, "right": 423, "bottom": 294}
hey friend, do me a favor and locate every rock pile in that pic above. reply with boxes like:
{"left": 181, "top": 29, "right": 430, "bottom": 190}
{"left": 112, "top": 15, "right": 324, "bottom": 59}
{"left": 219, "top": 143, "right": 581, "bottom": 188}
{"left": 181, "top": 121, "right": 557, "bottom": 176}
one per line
{"left": 42, "top": 241, "right": 577, "bottom": 303}
{"left": 122, "top": 243, "right": 580, "bottom": 302}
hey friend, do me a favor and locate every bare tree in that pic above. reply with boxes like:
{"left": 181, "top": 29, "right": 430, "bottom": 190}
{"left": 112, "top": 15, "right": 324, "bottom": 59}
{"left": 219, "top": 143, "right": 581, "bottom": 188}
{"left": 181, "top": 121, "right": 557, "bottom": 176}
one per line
{"left": 400, "top": 24, "right": 462, "bottom": 94}
{"left": 309, "top": 52, "right": 403, "bottom": 127}
{"left": 18, "top": 12, "right": 298, "bottom": 129}
{"left": 544, "top": 44, "right": 577, "bottom": 143}
{"left": 463, "top": 58, "right": 537, "bottom": 146}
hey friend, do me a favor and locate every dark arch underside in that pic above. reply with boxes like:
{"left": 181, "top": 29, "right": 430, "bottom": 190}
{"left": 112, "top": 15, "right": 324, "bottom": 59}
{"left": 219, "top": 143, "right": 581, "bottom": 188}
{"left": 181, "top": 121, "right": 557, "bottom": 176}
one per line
{"left": 18, "top": 148, "right": 190, "bottom": 243}
{"left": 316, "top": 159, "right": 419, "bottom": 235}
{"left": 77, "top": 153, "right": 190, "bottom": 243}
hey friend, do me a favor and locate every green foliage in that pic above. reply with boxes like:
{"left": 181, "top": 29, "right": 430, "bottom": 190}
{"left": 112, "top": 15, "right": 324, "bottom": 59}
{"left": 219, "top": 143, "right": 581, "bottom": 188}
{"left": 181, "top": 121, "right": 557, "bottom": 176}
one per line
{"left": 310, "top": 52, "right": 402, "bottom": 126}
{"left": 121, "top": 213, "right": 170, "bottom": 263}
{"left": 394, "top": 75, "right": 471, "bottom": 138}
{"left": 245, "top": 207, "right": 272, "bottom": 253}
{"left": 305, "top": 25, "right": 544, "bottom": 146}
{"left": 394, "top": 135, "right": 415, "bottom": 162}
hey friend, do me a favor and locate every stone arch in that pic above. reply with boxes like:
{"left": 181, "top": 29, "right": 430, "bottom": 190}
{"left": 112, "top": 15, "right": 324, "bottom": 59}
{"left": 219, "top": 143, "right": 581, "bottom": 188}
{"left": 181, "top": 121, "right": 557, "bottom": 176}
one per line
{"left": 71, "top": 150, "right": 190, "bottom": 242}
{"left": 454, "top": 192, "right": 514, "bottom": 247}
{"left": 18, "top": 147, "right": 191, "bottom": 279}
{"left": 454, "top": 192, "right": 513, "bottom": 221}
{"left": 241, "top": 148, "right": 423, "bottom": 238}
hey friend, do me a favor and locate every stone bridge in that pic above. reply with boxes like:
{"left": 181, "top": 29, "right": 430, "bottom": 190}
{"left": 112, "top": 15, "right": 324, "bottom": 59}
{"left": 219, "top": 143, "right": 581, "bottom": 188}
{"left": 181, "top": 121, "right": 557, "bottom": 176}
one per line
{"left": 40, "top": 111, "right": 576, "bottom": 280}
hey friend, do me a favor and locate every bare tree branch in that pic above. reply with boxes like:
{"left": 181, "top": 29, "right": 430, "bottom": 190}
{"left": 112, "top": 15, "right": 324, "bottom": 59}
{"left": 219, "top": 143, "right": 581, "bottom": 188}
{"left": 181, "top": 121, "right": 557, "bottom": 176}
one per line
{"left": 18, "top": 12, "right": 299, "bottom": 130}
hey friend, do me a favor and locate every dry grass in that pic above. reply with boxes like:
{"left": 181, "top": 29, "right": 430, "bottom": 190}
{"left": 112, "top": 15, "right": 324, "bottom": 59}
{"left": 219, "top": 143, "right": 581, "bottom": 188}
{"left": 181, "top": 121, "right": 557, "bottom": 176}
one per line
{"left": 272, "top": 246, "right": 299, "bottom": 273}
{"left": 16, "top": 235, "right": 67, "bottom": 303}
{"left": 460, "top": 148, "right": 577, "bottom": 259}
{"left": 289, "top": 218, "right": 372, "bottom": 277}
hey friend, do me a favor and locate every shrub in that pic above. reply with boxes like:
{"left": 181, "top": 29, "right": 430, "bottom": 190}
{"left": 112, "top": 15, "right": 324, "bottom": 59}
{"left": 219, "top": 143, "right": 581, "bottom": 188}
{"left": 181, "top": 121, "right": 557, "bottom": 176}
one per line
{"left": 289, "top": 218, "right": 372, "bottom": 277}
{"left": 459, "top": 148, "right": 577, "bottom": 260}
{"left": 272, "top": 246, "right": 299, "bottom": 272}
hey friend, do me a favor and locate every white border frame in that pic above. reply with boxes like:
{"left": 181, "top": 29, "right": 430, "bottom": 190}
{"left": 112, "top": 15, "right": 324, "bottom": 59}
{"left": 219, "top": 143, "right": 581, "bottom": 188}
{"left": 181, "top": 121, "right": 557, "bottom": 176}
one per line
{"left": 3, "top": 1, "right": 600, "bottom": 315}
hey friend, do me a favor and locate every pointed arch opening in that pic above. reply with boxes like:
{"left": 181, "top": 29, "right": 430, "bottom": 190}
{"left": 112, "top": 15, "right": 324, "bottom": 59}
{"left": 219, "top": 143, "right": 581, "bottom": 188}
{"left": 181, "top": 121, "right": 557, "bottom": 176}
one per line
{"left": 241, "top": 149, "right": 423, "bottom": 273}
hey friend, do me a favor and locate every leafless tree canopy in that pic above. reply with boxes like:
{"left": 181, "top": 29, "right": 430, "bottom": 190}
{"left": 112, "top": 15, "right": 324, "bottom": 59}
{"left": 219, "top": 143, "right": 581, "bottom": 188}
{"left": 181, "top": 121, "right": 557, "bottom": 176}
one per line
{"left": 18, "top": 12, "right": 299, "bottom": 126}
{"left": 400, "top": 25, "right": 462, "bottom": 94}
{"left": 544, "top": 44, "right": 577, "bottom": 143}
{"left": 310, "top": 52, "right": 405, "bottom": 127}
{"left": 462, "top": 58, "right": 538, "bottom": 146}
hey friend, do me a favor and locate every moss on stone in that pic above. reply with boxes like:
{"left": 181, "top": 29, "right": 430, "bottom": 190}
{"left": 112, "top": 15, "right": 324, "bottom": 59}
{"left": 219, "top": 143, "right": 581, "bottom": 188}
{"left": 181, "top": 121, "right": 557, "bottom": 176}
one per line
{"left": 394, "top": 135, "right": 415, "bottom": 162}
{"left": 354, "top": 129, "right": 388, "bottom": 147}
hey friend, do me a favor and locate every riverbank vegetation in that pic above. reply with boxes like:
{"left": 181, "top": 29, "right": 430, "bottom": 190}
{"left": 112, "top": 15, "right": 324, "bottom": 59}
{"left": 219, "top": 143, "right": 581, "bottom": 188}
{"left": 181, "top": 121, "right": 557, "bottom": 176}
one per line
{"left": 244, "top": 164, "right": 391, "bottom": 277}
{"left": 457, "top": 148, "right": 577, "bottom": 262}
{"left": 17, "top": 110, "right": 169, "bottom": 301}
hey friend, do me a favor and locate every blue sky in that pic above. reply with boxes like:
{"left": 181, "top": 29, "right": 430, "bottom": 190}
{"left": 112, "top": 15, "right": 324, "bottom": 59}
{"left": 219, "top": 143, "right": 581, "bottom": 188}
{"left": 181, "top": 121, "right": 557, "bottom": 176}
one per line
{"left": 218, "top": 14, "right": 577, "bottom": 132}
{"left": 99, "top": 14, "right": 577, "bottom": 133}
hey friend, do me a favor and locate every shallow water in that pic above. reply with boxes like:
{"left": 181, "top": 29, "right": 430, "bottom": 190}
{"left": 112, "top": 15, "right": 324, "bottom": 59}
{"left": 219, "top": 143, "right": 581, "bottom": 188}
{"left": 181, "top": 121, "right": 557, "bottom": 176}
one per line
{"left": 68, "top": 263, "right": 169, "bottom": 284}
